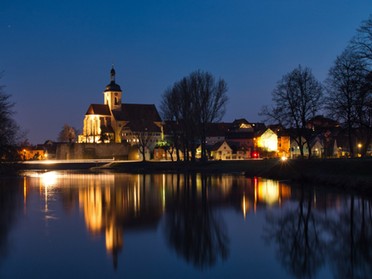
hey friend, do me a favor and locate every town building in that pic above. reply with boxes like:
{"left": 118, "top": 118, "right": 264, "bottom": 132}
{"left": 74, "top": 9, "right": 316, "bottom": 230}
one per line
{"left": 77, "top": 67, "right": 163, "bottom": 156}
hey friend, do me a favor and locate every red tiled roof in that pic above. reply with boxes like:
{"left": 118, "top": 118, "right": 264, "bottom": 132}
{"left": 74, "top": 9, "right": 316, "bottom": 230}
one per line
{"left": 113, "top": 104, "right": 161, "bottom": 122}
{"left": 115, "top": 104, "right": 162, "bottom": 133}
{"left": 85, "top": 104, "right": 111, "bottom": 116}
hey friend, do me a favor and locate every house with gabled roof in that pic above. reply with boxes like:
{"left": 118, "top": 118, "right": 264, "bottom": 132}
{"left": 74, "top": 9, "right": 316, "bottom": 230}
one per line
{"left": 209, "top": 140, "right": 233, "bottom": 160}
{"left": 78, "top": 67, "right": 162, "bottom": 147}
{"left": 202, "top": 140, "right": 250, "bottom": 160}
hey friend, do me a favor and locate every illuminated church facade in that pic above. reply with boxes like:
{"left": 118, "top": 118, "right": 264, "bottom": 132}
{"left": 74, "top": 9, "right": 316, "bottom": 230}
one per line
{"left": 78, "top": 67, "right": 163, "bottom": 145}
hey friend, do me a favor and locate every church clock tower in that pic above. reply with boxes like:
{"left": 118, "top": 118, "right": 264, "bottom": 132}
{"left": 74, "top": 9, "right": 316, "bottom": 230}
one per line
{"left": 103, "top": 66, "right": 122, "bottom": 110}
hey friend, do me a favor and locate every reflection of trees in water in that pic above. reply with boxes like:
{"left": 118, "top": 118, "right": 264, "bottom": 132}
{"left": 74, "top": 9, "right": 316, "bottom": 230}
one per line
{"left": 164, "top": 173, "right": 229, "bottom": 269}
{"left": 265, "top": 184, "right": 372, "bottom": 279}
{"left": 265, "top": 186, "right": 325, "bottom": 278}
{"left": 326, "top": 196, "right": 372, "bottom": 279}
{"left": 0, "top": 177, "right": 22, "bottom": 264}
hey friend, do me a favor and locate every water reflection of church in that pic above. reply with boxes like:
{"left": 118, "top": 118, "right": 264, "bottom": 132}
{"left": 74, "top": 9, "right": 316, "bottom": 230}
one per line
{"left": 23, "top": 172, "right": 295, "bottom": 269}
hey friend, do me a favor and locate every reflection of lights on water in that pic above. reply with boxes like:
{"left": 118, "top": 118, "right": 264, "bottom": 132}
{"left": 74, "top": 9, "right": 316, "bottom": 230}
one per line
{"left": 40, "top": 171, "right": 58, "bottom": 187}
{"left": 79, "top": 187, "right": 103, "bottom": 233}
{"left": 37, "top": 172, "right": 59, "bottom": 213}
{"left": 242, "top": 193, "right": 250, "bottom": 219}
{"left": 254, "top": 177, "right": 258, "bottom": 212}
{"left": 257, "top": 179, "right": 280, "bottom": 205}
{"left": 133, "top": 175, "right": 141, "bottom": 216}
{"left": 105, "top": 222, "right": 123, "bottom": 253}
{"left": 162, "top": 174, "right": 166, "bottom": 211}
{"left": 23, "top": 176, "right": 27, "bottom": 212}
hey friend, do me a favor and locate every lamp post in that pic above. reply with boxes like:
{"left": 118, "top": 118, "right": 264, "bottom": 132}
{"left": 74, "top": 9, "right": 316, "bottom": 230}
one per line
{"left": 357, "top": 143, "right": 362, "bottom": 157}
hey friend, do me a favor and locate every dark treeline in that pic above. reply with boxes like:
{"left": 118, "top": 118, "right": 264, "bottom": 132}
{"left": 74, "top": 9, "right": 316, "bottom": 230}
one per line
{"left": 260, "top": 15, "right": 372, "bottom": 158}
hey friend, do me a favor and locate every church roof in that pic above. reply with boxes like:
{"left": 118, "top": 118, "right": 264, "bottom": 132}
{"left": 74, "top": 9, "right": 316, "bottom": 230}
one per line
{"left": 86, "top": 104, "right": 111, "bottom": 116}
{"left": 113, "top": 104, "right": 161, "bottom": 121}
{"left": 113, "top": 104, "right": 162, "bottom": 133}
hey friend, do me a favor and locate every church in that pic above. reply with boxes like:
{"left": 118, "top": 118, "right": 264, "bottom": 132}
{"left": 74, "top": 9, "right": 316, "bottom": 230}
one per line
{"left": 78, "top": 67, "right": 163, "bottom": 145}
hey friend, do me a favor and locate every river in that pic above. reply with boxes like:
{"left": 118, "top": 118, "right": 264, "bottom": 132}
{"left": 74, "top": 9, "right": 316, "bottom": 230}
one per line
{"left": 0, "top": 171, "right": 371, "bottom": 279}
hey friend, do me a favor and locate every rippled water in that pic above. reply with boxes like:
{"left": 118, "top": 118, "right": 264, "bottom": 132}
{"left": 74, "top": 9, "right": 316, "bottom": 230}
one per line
{"left": 0, "top": 171, "right": 371, "bottom": 279}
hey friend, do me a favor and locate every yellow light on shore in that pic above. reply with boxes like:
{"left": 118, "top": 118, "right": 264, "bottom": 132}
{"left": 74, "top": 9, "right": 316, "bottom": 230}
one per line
{"left": 280, "top": 156, "right": 288, "bottom": 162}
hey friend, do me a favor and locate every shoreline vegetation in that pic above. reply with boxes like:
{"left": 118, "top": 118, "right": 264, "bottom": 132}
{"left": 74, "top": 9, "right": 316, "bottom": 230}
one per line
{"left": 1, "top": 158, "right": 371, "bottom": 195}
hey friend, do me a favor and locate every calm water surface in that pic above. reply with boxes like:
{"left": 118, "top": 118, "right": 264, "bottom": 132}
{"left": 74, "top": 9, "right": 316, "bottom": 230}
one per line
{"left": 0, "top": 171, "right": 371, "bottom": 279}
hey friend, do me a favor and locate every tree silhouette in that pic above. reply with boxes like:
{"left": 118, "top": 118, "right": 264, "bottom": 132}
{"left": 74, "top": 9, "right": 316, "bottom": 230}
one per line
{"left": 0, "top": 177, "right": 22, "bottom": 265}
{"left": 164, "top": 173, "right": 229, "bottom": 269}
{"left": 57, "top": 124, "right": 77, "bottom": 143}
{"left": 324, "top": 49, "right": 369, "bottom": 157}
{"left": 265, "top": 186, "right": 326, "bottom": 278}
{"left": 261, "top": 66, "right": 323, "bottom": 158}
{"left": 161, "top": 70, "right": 228, "bottom": 161}
{"left": 0, "top": 75, "right": 20, "bottom": 161}
{"left": 326, "top": 196, "right": 372, "bottom": 279}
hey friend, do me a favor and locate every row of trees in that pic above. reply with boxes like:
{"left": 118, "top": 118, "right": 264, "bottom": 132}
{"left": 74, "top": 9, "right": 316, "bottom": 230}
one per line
{"left": 161, "top": 70, "right": 228, "bottom": 161}
{"left": 261, "top": 16, "right": 372, "bottom": 158}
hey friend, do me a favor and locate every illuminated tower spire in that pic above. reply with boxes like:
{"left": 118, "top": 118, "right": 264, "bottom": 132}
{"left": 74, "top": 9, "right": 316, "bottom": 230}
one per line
{"left": 110, "top": 65, "right": 116, "bottom": 82}
{"left": 104, "top": 66, "right": 122, "bottom": 111}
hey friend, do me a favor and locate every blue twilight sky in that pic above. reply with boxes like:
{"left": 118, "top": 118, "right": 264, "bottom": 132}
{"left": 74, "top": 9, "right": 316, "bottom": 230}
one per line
{"left": 0, "top": 0, "right": 371, "bottom": 144}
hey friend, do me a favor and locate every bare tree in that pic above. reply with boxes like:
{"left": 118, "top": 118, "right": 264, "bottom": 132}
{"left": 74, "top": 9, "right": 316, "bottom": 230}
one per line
{"left": 261, "top": 65, "right": 323, "bottom": 158}
{"left": 350, "top": 16, "right": 372, "bottom": 156}
{"left": 161, "top": 92, "right": 183, "bottom": 161}
{"left": 161, "top": 70, "right": 228, "bottom": 161}
{"left": 325, "top": 49, "right": 368, "bottom": 157}
{"left": 0, "top": 75, "right": 20, "bottom": 161}
{"left": 189, "top": 71, "right": 228, "bottom": 161}
{"left": 122, "top": 121, "right": 159, "bottom": 162}
{"left": 131, "top": 129, "right": 156, "bottom": 161}
{"left": 350, "top": 15, "right": 372, "bottom": 65}
{"left": 58, "top": 124, "right": 77, "bottom": 143}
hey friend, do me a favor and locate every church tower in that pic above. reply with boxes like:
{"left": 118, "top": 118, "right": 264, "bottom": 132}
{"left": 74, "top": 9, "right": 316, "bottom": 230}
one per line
{"left": 103, "top": 66, "right": 122, "bottom": 111}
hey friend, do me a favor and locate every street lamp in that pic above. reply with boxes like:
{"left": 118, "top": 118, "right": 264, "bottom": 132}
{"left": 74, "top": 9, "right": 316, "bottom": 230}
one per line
{"left": 357, "top": 143, "right": 362, "bottom": 157}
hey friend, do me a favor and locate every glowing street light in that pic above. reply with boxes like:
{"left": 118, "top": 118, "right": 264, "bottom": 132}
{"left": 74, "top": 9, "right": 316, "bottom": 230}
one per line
{"left": 280, "top": 156, "right": 288, "bottom": 162}
{"left": 357, "top": 143, "right": 362, "bottom": 157}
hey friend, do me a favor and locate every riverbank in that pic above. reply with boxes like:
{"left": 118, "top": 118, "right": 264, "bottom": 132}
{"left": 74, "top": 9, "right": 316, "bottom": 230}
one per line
{"left": 1, "top": 158, "right": 371, "bottom": 195}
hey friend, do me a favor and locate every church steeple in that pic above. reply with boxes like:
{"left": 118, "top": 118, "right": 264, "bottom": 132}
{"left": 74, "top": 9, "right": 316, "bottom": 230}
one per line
{"left": 104, "top": 66, "right": 122, "bottom": 111}
{"left": 110, "top": 65, "right": 116, "bottom": 82}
